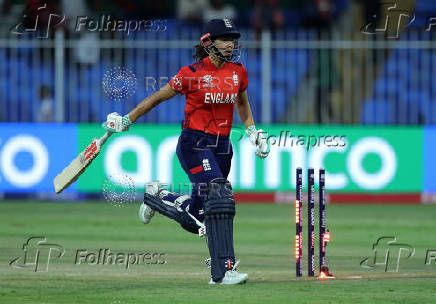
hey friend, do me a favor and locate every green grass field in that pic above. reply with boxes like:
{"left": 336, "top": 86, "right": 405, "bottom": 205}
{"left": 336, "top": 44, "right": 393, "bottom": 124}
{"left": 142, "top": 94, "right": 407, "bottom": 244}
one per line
{"left": 1, "top": 201, "right": 435, "bottom": 304}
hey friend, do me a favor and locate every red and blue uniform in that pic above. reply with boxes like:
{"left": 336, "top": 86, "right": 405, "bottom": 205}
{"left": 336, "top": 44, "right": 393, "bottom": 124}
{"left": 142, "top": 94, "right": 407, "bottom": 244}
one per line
{"left": 144, "top": 18, "right": 247, "bottom": 283}
{"left": 169, "top": 56, "right": 248, "bottom": 136}
{"left": 166, "top": 57, "right": 248, "bottom": 221}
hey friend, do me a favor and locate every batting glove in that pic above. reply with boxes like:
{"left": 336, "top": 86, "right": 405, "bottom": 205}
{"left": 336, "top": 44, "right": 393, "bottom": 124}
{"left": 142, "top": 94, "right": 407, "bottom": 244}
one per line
{"left": 246, "top": 125, "right": 270, "bottom": 159}
{"left": 102, "top": 112, "right": 131, "bottom": 133}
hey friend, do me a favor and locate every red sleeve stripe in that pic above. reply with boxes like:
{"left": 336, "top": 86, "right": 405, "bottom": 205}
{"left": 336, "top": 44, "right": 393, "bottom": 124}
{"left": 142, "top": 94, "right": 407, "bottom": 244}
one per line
{"left": 190, "top": 165, "right": 203, "bottom": 175}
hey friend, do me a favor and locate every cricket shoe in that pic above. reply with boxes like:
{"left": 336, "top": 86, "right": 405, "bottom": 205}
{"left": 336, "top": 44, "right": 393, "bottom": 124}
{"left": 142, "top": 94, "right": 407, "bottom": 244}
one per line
{"left": 208, "top": 261, "right": 248, "bottom": 285}
{"left": 139, "top": 182, "right": 160, "bottom": 224}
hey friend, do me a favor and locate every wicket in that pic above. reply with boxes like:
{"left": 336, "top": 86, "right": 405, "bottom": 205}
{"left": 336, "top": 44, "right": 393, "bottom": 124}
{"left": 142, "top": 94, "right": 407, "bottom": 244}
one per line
{"left": 307, "top": 168, "right": 315, "bottom": 277}
{"left": 295, "top": 168, "right": 303, "bottom": 277}
{"left": 319, "top": 169, "right": 326, "bottom": 270}
{"left": 295, "top": 167, "right": 332, "bottom": 278}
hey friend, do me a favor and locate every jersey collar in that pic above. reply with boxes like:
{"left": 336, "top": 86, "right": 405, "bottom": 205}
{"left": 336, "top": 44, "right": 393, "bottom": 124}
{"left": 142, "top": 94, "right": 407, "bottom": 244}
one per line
{"left": 203, "top": 57, "right": 226, "bottom": 71}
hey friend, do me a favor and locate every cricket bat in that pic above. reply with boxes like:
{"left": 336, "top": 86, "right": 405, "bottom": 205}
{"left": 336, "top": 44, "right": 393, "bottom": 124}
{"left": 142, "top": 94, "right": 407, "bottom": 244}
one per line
{"left": 54, "top": 131, "right": 112, "bottom": 194}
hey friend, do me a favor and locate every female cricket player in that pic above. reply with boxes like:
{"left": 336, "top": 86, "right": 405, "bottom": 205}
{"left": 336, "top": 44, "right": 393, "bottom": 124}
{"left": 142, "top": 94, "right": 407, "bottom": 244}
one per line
{"left": 103, "top": 19, "right": 270, "bottom": 285}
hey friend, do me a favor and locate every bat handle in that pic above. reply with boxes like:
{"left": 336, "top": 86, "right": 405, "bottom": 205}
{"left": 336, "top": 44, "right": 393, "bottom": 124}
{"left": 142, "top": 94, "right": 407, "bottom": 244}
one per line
{"left": 98, "top": 131, "right": 113, "bottom": 146}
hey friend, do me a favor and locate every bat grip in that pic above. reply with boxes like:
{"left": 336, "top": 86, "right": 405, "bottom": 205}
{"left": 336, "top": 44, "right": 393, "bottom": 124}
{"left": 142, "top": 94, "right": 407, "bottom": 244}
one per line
{"left": 98, "top": 131, "right": 112, "bottom": 146}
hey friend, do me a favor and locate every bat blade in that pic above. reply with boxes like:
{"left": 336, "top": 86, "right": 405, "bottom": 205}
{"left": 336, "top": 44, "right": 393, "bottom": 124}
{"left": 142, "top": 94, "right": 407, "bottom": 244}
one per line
{"left": 54, "top": 132, "right": 112, "bottom": 194}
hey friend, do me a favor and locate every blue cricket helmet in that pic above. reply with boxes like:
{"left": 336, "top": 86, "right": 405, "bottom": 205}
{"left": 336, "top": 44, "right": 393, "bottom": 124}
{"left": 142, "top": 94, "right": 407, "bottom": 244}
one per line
{"left": 200, "top": 19, "right": 241, "bottom": 62}
{"left": 203, "top": 19, "right": 241, "bottom": 40}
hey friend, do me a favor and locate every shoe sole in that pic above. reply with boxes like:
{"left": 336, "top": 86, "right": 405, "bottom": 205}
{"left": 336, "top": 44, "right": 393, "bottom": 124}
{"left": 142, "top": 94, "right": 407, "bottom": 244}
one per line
{"left": 139, "top": 203, "right": 154, "bottom": 224}
{"left": 209, "top": 277, "right": 248, "bottom": 285}
{"left": 140, "top": 182, "right": 160, "bottom": 224}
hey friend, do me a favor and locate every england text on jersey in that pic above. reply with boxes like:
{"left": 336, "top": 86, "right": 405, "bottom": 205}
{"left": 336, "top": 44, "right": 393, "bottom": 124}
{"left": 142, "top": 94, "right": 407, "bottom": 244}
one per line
{"left": 168, "top": 57, "right": 248, "bottom": 136}
{"left": 204, "top": 93, "right": 238, "bottom": 104}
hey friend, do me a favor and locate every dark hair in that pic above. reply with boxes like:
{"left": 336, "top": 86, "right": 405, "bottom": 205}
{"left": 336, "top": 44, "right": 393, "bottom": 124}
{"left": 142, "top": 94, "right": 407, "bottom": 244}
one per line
{"left": 193, "top": 44, "right": 209, "bottom": 61}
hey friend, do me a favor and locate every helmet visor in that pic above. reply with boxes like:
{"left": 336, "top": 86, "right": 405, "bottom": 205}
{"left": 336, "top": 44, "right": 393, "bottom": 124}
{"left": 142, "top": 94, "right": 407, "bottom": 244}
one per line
{"left": 201, "top": 35, "right": 241, "bottom": 62}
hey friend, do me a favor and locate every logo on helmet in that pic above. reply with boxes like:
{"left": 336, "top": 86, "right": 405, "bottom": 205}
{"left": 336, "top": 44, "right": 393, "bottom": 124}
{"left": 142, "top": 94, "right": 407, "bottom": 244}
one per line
{"left": 223, "top": 19, "right": 233, "bottom": 28}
